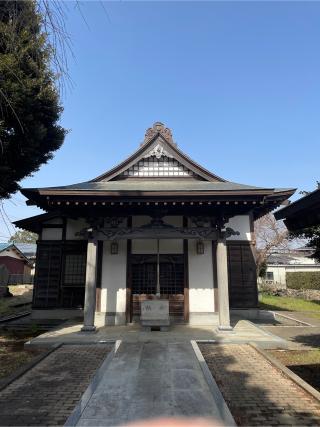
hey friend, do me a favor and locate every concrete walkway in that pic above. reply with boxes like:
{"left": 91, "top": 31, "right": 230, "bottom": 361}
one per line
{"left": 262, "top": 311, "right": 320, "bottom": 350}
{"left": 27, "top": 319, "right": 287, "bottom": 348}
{"left": 75, "top": 341, "right": 229, "bottom": 426}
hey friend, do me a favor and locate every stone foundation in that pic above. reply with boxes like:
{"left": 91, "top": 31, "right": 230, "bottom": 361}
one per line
{"left": 262, "top": 288, "right": 320, "bottom": 301}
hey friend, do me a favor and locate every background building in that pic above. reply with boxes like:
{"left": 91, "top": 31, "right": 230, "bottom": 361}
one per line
{"left": 0, "top": 242, "right": 36, "bottom": 284}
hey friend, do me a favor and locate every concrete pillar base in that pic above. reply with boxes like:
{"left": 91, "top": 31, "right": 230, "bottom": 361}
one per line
{"left": 216, "top": 326, "right": 234, "bottom": 334}
{"left": 81, "top": 325, "right": 97, "bottom": 333}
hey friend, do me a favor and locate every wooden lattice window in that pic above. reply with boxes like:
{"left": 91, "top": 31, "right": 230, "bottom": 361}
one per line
{"left": 33, "top": 243, "right": 62, "bottom": 308}
{"left": 132, "top": 255, "right": 157, "bottom": 295}
{"left": 160, "top": 255, "right": 184, "bottom": 295}
{"left": 33, "top": 241, "right": 87, "bottom": 309}
{"left": 63, "top": 254, "right": 86, "bottom": 286}
{"left": 121, "top": 156, "right": 196, "bottom": 177}
{"left": 61, "top": 246, "right": 87, "bottom": 309}
{"left": 130, "top": 254, "right": 184, "bottom": 295}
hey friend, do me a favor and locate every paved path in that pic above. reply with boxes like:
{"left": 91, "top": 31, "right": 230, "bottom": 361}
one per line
{"left": 0, "top": 344, "right": 112, "bottom": 426}
{"left": 76, "top": 341, "right": 226, "bottom": 426}
{"left": 200, "top": 343, "right": 320, "bottom": 426}
{"left": 29, "top": 319, "right": 286, "bottom": 348}
{"left": 262, "top": 311, "right": 320, "bottom": 350}
{"left": 282, "top": 311, "right": 320, "bottom": 327}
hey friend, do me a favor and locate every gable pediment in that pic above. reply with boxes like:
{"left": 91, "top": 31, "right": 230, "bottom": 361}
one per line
{"left": 119, "top": 149, "right": 199, "bottom": 179}
{"left": 92, "top": 122, "right": 225, "bottom": 183}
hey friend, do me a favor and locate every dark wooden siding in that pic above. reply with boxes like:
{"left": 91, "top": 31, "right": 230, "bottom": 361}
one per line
{"left": 0, "top": 256, "right": 25, "bottom": 274}
{"left": 33, "top": 242, "right": 63, "bottom": 308}
{"left": 33, "top": 241, "right": 87, "bottom": 309}
{"left": 227, "top": 242, "right": 258, "bottom": 308}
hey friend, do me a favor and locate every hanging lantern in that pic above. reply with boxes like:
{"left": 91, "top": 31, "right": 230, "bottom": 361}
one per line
{"left": 111, "top": 241, "right": 118, "bottom": 255}
{"left": 196, "top": 240, "right": 204, "bottom": 255}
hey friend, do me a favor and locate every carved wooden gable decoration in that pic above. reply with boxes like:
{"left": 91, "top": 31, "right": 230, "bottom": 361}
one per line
{"left": 92, "top": 122, "right": 225, "bottom": 183}
{"left": 119, "top": 149, "right": 198, "bottom": 178}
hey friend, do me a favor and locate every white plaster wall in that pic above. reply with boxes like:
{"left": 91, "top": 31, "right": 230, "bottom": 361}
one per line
{"left": 159, "top": 239, "right": 183, "bottom": 254}
{"left": 66, "top": 218, "right": 88, "bottom": 240}
{"left": 100, "top": 240, "right": 127, "bottom": 322}
{"left": 132, "top": 239, "right": 183, "bottom": 254}
{"left": 188, "top": 240, "right": 215, "bottom": 313}
{"left": 1, "top": 247, "right": 22, "bottom": 260}
{"left": 226, "top": 215, "right": 251, "bottom": 241}
{"left": 131, "top": 215, "right": 183, "bottom": 254}
{"left": 266, "top": 266, "right": 286, "bottom": 285}
{"left": 131, "top": 239, "right": 157, "bottom": 254}
{"left": 266, "top": 265, "right": 320, "bottom": 287}
{"left": 41, "top": 228, "right": 62, "bottom": 240}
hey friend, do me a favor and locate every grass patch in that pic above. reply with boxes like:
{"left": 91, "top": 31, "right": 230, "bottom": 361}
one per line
{"left": 0, "top": 299, "right": 31, "bottom": 318}
{"left": 0, "top": 346, "right": 35, "bottom": 379}
{"left": 259, "top": 293, "right": 320, "bottom": 318}
{"left": 0, "top": 288, "right": 32, "bottom": 318}
{"left": 0, "top": 331, "right": 43, "bottom": 380}
{"left": 268, "top": 350, "right": 320, "bottom": 392}
{"left": 269, "top": 349, "right": 320, "bottom": 366}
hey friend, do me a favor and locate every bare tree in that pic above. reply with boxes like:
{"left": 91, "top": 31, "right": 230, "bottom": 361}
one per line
{"left": 254, "top": 213, "right": 289, "bottom": 277}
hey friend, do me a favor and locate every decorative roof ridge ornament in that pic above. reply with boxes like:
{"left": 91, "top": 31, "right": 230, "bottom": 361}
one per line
{"left": 143, "top": 122, "right": 176, "bottom": 146}
{"left": 143, "top": 143, "right": 173, "bottom": 159}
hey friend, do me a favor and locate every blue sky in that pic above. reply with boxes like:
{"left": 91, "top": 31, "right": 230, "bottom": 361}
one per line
{"left": 1, "top": 1, "right": 320, "bottom": 240}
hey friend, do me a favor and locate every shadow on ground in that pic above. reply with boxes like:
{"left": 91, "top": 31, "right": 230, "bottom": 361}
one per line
{"left": 292, "top": 332, "right": 320, "bottom": 349}
{"left": 290, "top": 364, "right": 320, "bottom": 392}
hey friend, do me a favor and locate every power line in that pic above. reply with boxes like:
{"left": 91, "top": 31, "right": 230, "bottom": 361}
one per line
{"left": 0, "top": 206, "right": 12, "bottom": 238}
{"left": 1, "top": 202, "right": 15, "bottom": 233}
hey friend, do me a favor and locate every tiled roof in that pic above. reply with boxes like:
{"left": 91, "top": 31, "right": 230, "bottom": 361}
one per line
{"left": 15, "top": 243, "right": 37, "bottom": 258}
{"left": 0, "top": 242, "right": 36, "bottom": 259}
{"left": 0, "top": 242, "right": 12, "bottom": 252}
{"left": 24, "top": 181, "right": 293, "bottom": 193}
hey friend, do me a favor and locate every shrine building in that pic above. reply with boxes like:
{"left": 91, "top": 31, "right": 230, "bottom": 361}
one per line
{"left": 15, "top": 122, "right": 295, "bottom": 331}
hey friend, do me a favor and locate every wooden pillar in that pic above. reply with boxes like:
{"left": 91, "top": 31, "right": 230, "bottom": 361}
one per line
{"left": 216, "top": 235, "right": 232, "bottom": 331}
{"left": 81, "top": 238, "right": 97, "bottom": 332}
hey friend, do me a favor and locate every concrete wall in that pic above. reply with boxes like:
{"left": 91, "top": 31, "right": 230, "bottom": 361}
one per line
{"left": 98, "top": 240, "right": 127, "bottom": 326}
